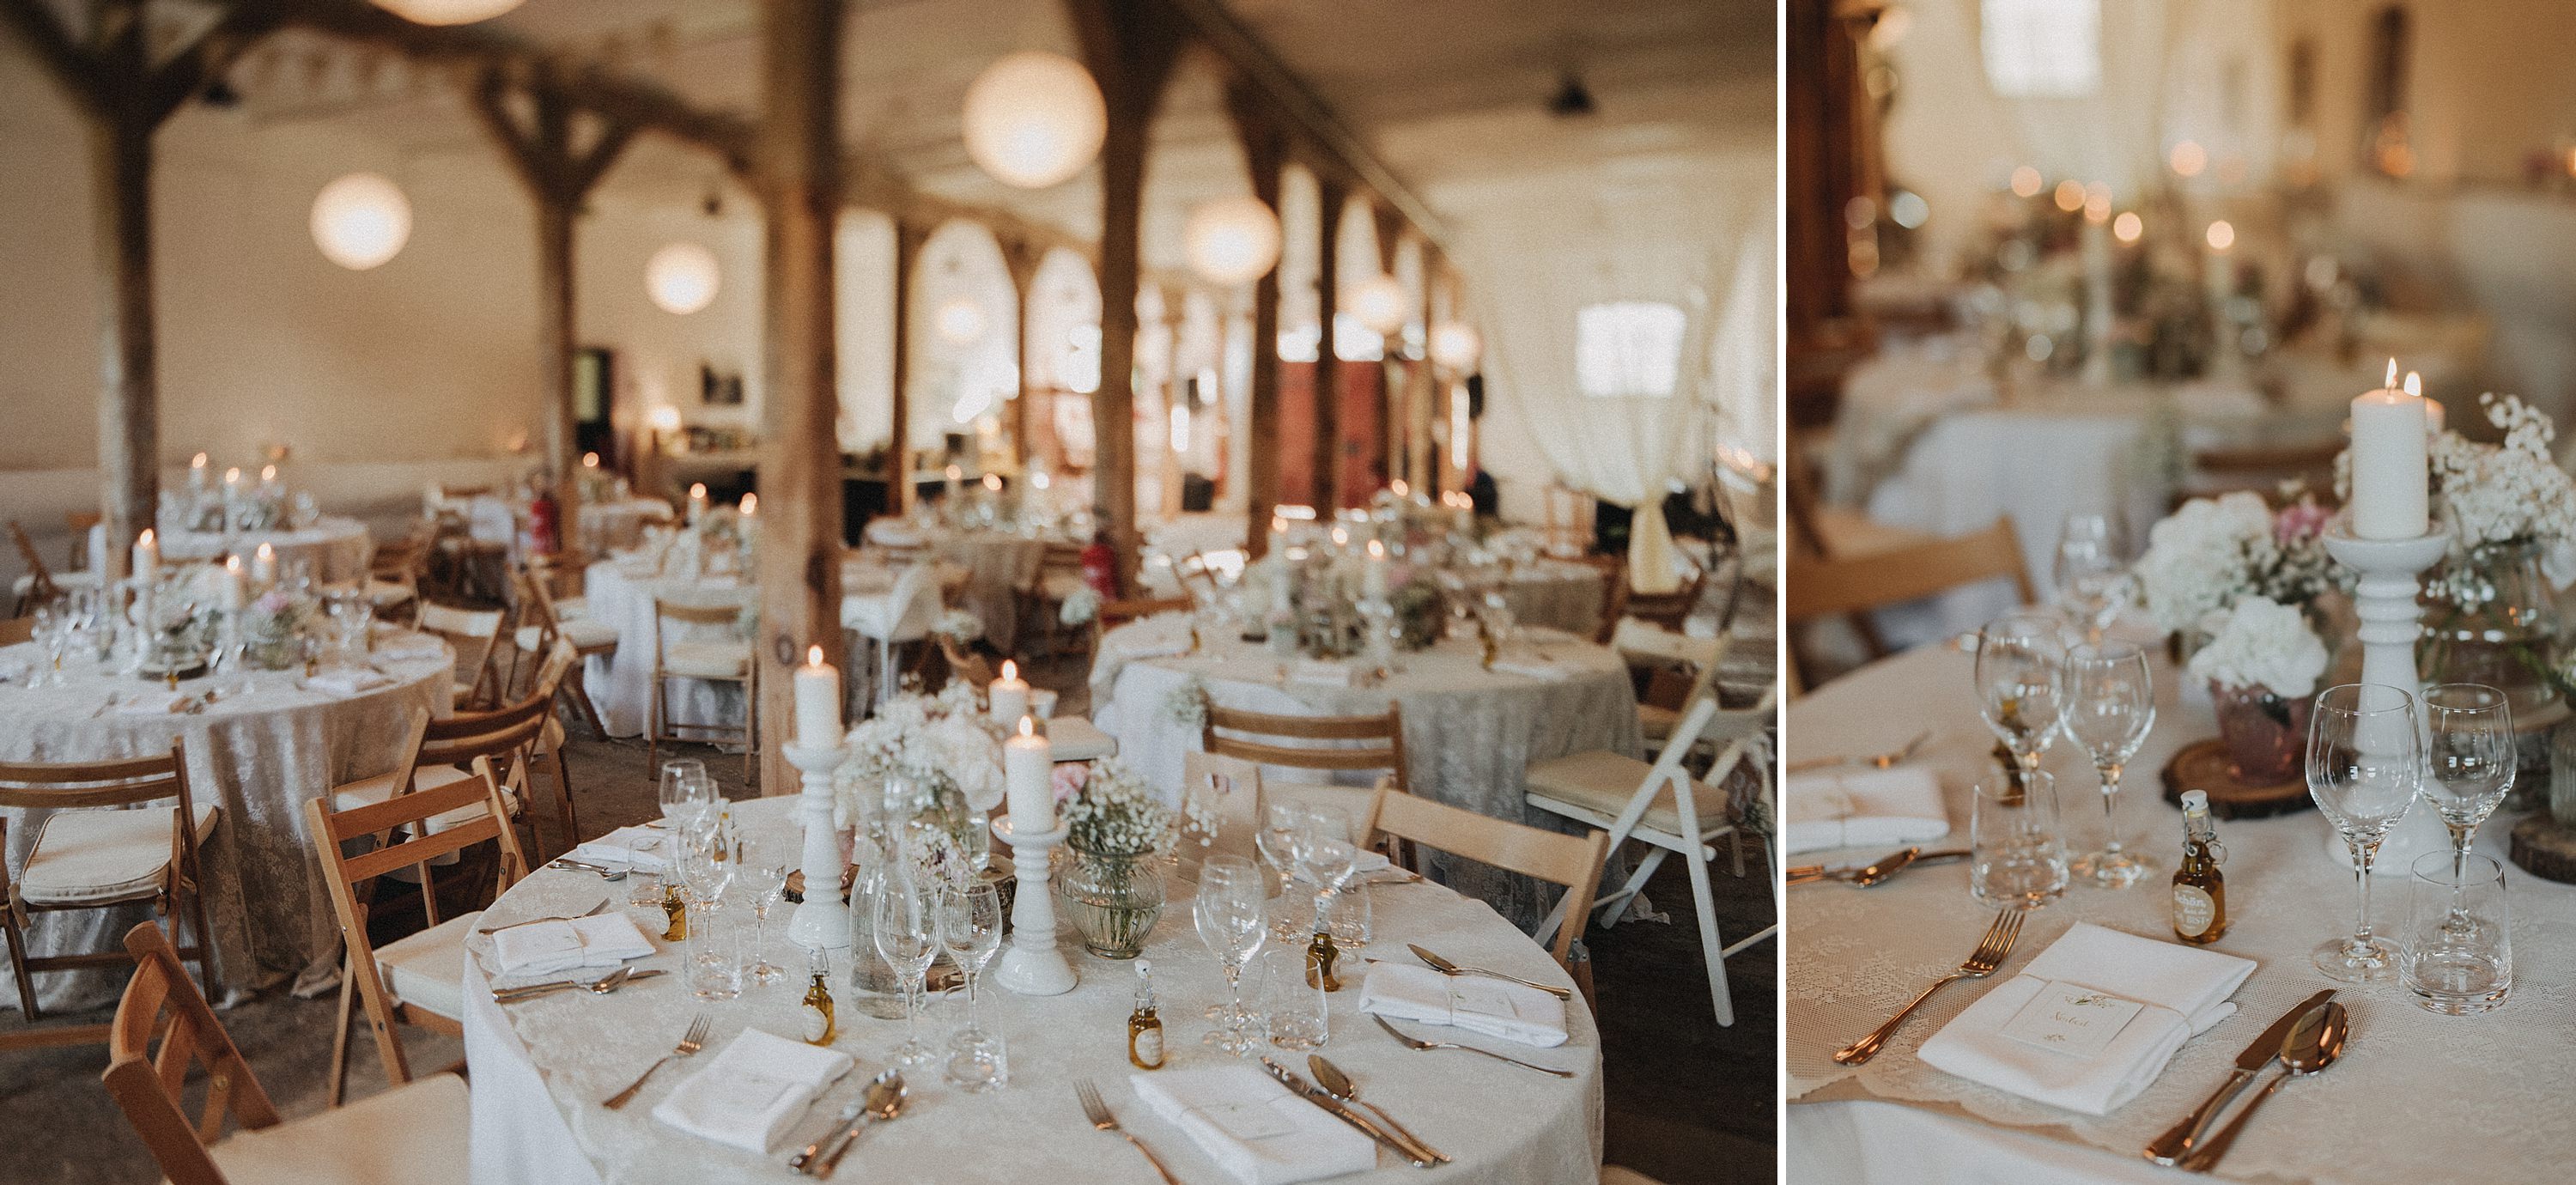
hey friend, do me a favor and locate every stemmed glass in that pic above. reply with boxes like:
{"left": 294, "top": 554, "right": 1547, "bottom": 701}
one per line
{"left": 741, "top": 844, "right": 791, "bottom": 987}
{"left": 27, "top": 606, "right": 64, "bottom": 689}
{"left": 674, "top": 830, "right": 739, "bottom": 1000}
{"left": 2052, "top": 514, "right": 2129, "bottom": 642}
{"left": 872, "top": 870, "right": 941, "bottom": 1067}
{"left": 937, "top": 882, "right": 1005, "bottom": 1042}
{"left": 2306, "top": 683, "right": 2422, "bottom": 981}
{"left": 1194, "top": 855, "right": 1268, "bottom": 1055}
{"left": 659, "top": 759, "right": 715, "bottom": 832}
{"left": 1290, "top": 805, "right": 1360, "bottom": 937}
{"left": 1256, "top": 804, "right": 1307, "bottom": 942}
{"left": 1977, "top": 612, "right": 2066, "bottom": 777}
{"left": 2062, "top": 642, "right": 2157, "bottom": 887}
{"left": 2421, "top": 683, "right": 2514, "bottom": 933}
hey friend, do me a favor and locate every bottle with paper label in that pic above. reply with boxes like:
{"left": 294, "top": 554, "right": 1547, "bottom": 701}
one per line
{"left": 2172, "top": 790, "right": 2228, "bottom": 944}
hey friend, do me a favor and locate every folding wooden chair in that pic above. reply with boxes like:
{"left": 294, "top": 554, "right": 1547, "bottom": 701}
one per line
{"left": 1610, "top": 619, "right": 1732, "bottom": 755}
{"left": 8, "top": 520, "right": 95, "bottom": 617}
{"left": 103, "top": 922, "right": 470, "bottom": 1185}
{"left": 1201, "top": 703, "right": 1411, "bottom": 821}
{"left": 510, "top": 562, "right": 616, "bottom": 735}
{"left": 1358, "top": 784, "right": 1609, "bottom": 975}
{"left": 416, "top": 601, "right": 506, "bottom": 709}
{"left": 1784, "top": 516, "right": 2034, "bottom": 688}
{"left": 648, "top": 598, "right": 758, "bottom": 784}
{"left": 307, "top": 757, "right": 524, "bottom": 1104}
{"left": 0, "top": 744, "right": 216, "bottom": 1049}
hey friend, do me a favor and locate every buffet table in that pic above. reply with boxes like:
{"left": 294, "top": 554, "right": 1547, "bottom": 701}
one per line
{"left": 1785, "top": 643, "right": 2576, "bottom": 1183}
{"left": 462, "top": 798, "right": 1603, "bottom": 1184}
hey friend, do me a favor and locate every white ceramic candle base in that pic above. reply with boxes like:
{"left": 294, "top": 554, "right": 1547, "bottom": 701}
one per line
{"left": 784, "top": 740, "right": 850, "bottom": 949}
{"left": 990, "top": 815, "right": 1077, "bottom": 996}
{"left": 2320, "top": 524, "right": 2455, "bottom": 878}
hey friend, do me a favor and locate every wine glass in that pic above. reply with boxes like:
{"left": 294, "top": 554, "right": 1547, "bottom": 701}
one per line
{"left": 1255, "top": 803, "right": 1305, "bottom": 940}
{"left": 674, "top": 833, "right": 739, "bottom": 1000}
{"left": 1194, "top": 855, "right": 1268, "bottom": 1055}
{"left": 1290, "top": 805, "right": 1360, "bottom": 929}
{"left": 2306, "top": 683, "right": 2422, "bottom": 981}
{"left": 937, "top": 882, "right": 1005, "bottom": 1042}
{"left": 2052, "top": 514, "right": 2128, "bottom": 642}
{"left": 2421, "top": 683, "right": 2513, "bottom": 935}
{"left": 1977, "top": 611, "right": 2066, "bottom": 775}
{"left": 2062, "top": 642, "right": 2157, "bottom": 887}
{"left": 658, "top": 759, "right": 714, "bottom": 832}
{"left": 872, "top": 870, "right": 942, "bottom": 1067}
{"left": 741, "top": 843, "right": 791, "bottom": 987}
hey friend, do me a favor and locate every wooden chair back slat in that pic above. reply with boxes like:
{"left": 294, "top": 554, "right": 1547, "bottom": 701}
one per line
{"left": 653, "top": 599, "right": 742, "bottom": 627}
{"left": 1783, "top": 517, "right": 2034, "bottom": 623}
{"left": 0, "top": 617, "right": 32, "bottom": 646}
{"left": 1202, "top": 704, "right": 1410, "bottom": 790}
{"left": 1358, "top": 787, "right": 1609, "bottom": 969}
{"left": 105, "top": 922, "right": 283, "bottom": 1185}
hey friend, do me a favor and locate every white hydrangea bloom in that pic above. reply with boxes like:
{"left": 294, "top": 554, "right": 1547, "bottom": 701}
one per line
{"left": 2187, "top": 596, "right": 2329, "bottom": 698}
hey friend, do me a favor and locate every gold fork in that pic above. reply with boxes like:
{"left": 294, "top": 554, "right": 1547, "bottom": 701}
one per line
{"left": 1073, "top": 1079, "right": 1181, "bottom": 1185}
{"left": 604, "top": 1012, "right": 709, "bottom": 1109}
{"left": 1832, "top": 908, "right": 2024, "bottom": 1066}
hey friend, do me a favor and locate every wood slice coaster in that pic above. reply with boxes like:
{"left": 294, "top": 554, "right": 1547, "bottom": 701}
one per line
{"left": 2508, "top": 813, "right": 2576, "bottom": 884}
{"left": 2160, "top": 738, "right": 2313, "bottom": 820}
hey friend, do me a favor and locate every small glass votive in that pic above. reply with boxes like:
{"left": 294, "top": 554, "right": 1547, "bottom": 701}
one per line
{"left": 1970, "top": 769, "right": 2068, "bottom": 908}
{"left": 937, "top": 986, "right": 1009, "bottom": 1092}
{"left": 1259, "top": 949, "right": 1328, "bottom": 1051}
{"left": 1326, "top": 884, "right": 1371, "bottom": 949}
{"left": 684, "top": 903, "right": 744, "bottom": 1000}
{"left": 2403, "top": 851, "right": 2512, "bottom": 1015}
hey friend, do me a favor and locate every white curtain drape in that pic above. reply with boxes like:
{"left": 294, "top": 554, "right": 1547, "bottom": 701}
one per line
{"left": 1447, "top": 161, "right": 1766, "bottom": 592}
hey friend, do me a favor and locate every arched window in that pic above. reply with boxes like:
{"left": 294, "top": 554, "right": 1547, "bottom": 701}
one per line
{"left": 1575, "top": 301, "right": 1687, "bottom": 398}
{"left": 1981, "top": 0, "right": 2102, "bottom": 99}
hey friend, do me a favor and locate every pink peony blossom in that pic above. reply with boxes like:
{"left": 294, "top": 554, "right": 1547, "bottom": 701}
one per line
{"left": 1051, "top": 761, "right": 1088, "bottom": 803}
{"left": 2274, "top": 501, "right": 2330, "bottom": 544}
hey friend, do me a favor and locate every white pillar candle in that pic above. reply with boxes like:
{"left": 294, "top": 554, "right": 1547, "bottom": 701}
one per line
{"left": 738, "top": 492, "right": 757, "bottom": 517}
{"left": 250, "top": 542, "right": 276, "bottom": 586}
{"left": 188, "top": 453, "right": 209, "bottom": 493}
{"left": 222, "top": 466, "right": 242, "bottom": 496}
{"left": 1004, "top": 715, "right": 1054, "bottom": 833}
{"left": 686, "top": 483, "right": 708, "bottom": 525}
{"left": 793, "top": 645, "right": 841, "bottom": 746}
{"left": 989, "top": 659, "right": 1030, "bottom": 722}
{"left": 1364, "top": 538, "right": 1389, "bottom": 600}
{"left": 2350, "top": 359, "right": 2431, "bottom": 540}
{"left": 219, "top": 556, "right": 245, "bottom": 611}
{"left": 2406, "top": 372, "right": 2442, "bottom": 434}
{"left": 131, "top": 530, "right": 158, "bottom": 582}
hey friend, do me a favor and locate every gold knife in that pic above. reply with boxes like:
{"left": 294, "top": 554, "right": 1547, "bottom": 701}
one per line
{"left": 1259, "top": 1058, "right": 1440, "bottom": 1168}
{"left": 2142, "top": 988, "right": 2335, "bottom": 1165}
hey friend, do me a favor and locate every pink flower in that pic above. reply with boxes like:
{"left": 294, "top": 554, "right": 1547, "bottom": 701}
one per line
{"left": 2275, "top": 501, "right": 2330, "bottom": 544}
{"left": 252, "top": 590, "right": 292, "bottom": 615}
{"left": 1050, "top": 762, "right": 1088, "bottom": 803}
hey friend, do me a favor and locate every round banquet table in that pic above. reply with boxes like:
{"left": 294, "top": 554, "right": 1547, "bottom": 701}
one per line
{"left": 158, "top": 517, "right": 374, "bottom": 586}
{"left": 1091, "top": 616, "right": 1641, "bottom": 927}
{"left": 469, "top": 495, "right": 677, "bottom": 557}
{"left": 865, "top": 520, "right": 1062, "bottom": 654}
{"left": 1784, "top": 642, "right": 2576, "bottom": 1184}
{"left": 461, "top": 797, "right": 1603, "bottom": 1185}
{"left": 580, "top": 560, "right": 753, "bottom": 739}
{"left": 1497, "top": 559, "right": 1610, "bottom": 637}
{"left": 0, "top": 629, "right": 453, "bottom": 1011}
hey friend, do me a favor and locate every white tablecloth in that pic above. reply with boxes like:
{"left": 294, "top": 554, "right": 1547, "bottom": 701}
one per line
{"left": 579, "top": 562, "right": 753, "bottom": 739}
{"left": 467, "top": 496, "right": 675, "bottom": 558}
{"left": 1091, "top": 617, "right": 1641, "bottom": 926}
{"left": 1786, "top": 643, "right": 2576, "bottom": 1183}
{"left": 867, "top": 520, "right": 1061, "bottom": 654}
{"left": 0, "top": 631, "right": 453, "bottom": 1010}
{"left": 158, "top": 517, "right": 374, "bottom": 586}
{"left": 462, "top": 797, "right": 1603, "bottom": 1185}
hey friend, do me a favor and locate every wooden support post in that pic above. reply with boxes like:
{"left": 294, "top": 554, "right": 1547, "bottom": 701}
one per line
{"left": 1371, "top": 203, "right": 1406, "bottom": 496}
{"left": 1071, "top": 0, "right": 1185, "bottom": 591}
{"left": 1226, "top": 82, "right": 1285, "bottom": 557}
{"left": 1311, "top": 172, "right": 1348, "bottom": 511}
{"left": 887, "top": 217, "right": 929, "bottom": 516}
{"left": 1407, "top": 246, "right": 1440, "bottom": 492}
{"left": 753, "top": 0, "right": 845, "bottom": 793}
{"left": 999, "top": 235, "right": 1046, "bottom": 472}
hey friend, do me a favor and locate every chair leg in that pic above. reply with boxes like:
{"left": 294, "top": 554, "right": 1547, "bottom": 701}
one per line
{"left": 741, "top": 681, "right": 756, "bottom": 789}
{"left": 1684, "top": 842, "right": 1735, "bottom": 1028}
{"left": 1729, "top": 830, "right": 1747, "bottom": 878}
{"left": 646, "top": 674, "right": 663, "bottom": 778}
{"left": 565, "top": 662, "right": 608, "bottom": 738}
{"left": 328, "top": 957, "right": 357, "bottom": 1107}
{"left": 549, "top": 746, "right": 579, "bottom": 855}
{"left": 3, "top": 902, "right": 41, "bottom": 1023}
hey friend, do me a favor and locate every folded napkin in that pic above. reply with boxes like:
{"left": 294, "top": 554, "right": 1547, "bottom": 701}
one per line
{"left": 1918, "top": 922, "right": 2257, "bottom": 1116}
{"left": 118, "top": 691, "right": 186, "bottom": 715}
{"left": 1488, "top": 655, "right": 1571, "bottom": 681}
{"left": 1129, "top": 1066, "right": 1379, "bottom": 1185}
{"left": 1358, "top": 963, "right": 1569, "bottom": 1048}
{"left": 651, "top": 1030, "right": 853, "bottom": 1154}
{"left": 306, "top": 667, "right": 396, "bottom": 697}
{"left": 1781, "top": 766, "right": 1948, "bottom": 855}
{"left": 489, "top": 913, "right": 657, "bottom": 978}
{"left": 566, "top": 826, "right": 673, "bottom": 873}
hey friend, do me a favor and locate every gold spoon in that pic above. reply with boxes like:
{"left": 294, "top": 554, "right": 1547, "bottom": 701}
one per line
{"left": 2181, "top": 1001, "right": 2348, "bottom": 1174}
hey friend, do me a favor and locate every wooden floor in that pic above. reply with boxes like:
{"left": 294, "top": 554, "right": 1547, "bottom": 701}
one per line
{"left": 0, "top": 721, "right": 1777, "bottom": 1184}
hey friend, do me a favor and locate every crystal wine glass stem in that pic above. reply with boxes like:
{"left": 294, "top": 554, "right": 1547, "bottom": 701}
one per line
{"left": 2097, "top": 762, "right": 2123, "bottom": 857}
{"left": 2348, "top": 835, "right": 2381, "bottom": 955}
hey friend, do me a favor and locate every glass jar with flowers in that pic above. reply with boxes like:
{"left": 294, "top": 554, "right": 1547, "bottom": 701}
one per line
{"left": 2187, "top": 597, "right": 2330, "bottom": 783}
{"left": 1054, "top": 759, "right": 1214, "bottom": 958}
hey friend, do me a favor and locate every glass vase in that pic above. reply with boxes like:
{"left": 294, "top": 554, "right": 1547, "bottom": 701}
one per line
{"left": 2422, "top": 539, "right": 2562, "bottom": 810}
{"left": 2209, "top": 683, "right": 2310, "bottom": 784}
{"left": 1055, "top": 845, "right": 1164, "bottom": 959}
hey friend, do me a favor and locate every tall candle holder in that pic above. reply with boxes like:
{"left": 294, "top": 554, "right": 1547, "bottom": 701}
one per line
{"left": 784, "top": 740, "right": 851, "bottom": 949}
{"left": 990, "top": 814, "right": 1078, "bottom": 995}
{"left": 2320, "top": 521, "right": 2455, "bottom": 876}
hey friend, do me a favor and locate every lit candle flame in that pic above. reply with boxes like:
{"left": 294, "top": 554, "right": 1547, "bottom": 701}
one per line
{"left": 261, "top": 465, "right": 276, "bottom": 482}
{"left": 1367, "top": 538, "right": 1386, "bottom": 558}
{"left": 807, "top": 644, "right": 824, "bottom": 666}
{"left": 1390, "top": 479, "right": 1408, "bottom": 497}
{"left": 138, "top": 528, "right": 154, "bottom": 547}
{"left": 225, "top": 556, "right": 240, "bottom": 573}
{"left": 738, "top": 493, "right": 756, "bottom": 514}
{"left": 224, "top": 467, "right": 241, "bottom": 483}
{"left": 2404, "top": 372, "right": 2421, "bottom": 398}
{"left": 1001, "top": 659, "right": 1018, "bottom": 680}
{"left": 2386, "top": 358, "right": 2399, "bottom": 389}
{"left": 1018, "top": 715, "right": 1036, "bottom": 738}
{"left": 191, "top": 453, "right": 207, "bottom": 468}
{"left": 256, "top": 542, "right": 273, "bottom": 560}
{"left": 582, "top": 452, "right": 599, "bottom": 468}
{"left": 690, "top": 483, "right": 707, "bottom": 499}
{"left": 983, "top": 473, "right": 1003, "bottom": 491}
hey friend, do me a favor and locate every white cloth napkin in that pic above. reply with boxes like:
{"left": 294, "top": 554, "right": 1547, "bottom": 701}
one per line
{"left": 307, "top": 667, "right": 395, "bottom": 697}
{"left": 1488, "top": 655, "right": 1572, "bottom": 681}
{"left": 489, "top": 913, "right": 657, "bottom": 977}
{"left": 1358, "top": 963, "right": 1570, "bottom": 1048}
{"left": 1129, "top": 1066, "right": 1378, "bottom": 1185}
{"left": 651, "top": 1030, "right": 853, "bottom": 1154}
{"left": 1918, "top": 922, "right": 2257, "bottom": 1116}
{"left": 118, "top": 691, "right": 186, "bottom": 715}
{"left": 1781, "top": 766, "right": 1949, "bottom": 854}
{"left": 566, "top": 826, "right": 672, "bottom": 873}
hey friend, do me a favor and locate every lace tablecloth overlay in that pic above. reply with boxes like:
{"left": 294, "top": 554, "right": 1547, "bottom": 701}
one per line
{"left": 1091, "top": 617, "right": 1642, "bottom": 927}
{"left": 1499, "top": 561, "right": 1609, "bottom": 637}
{"left": 462, "top": 798, "right": 1603, "bottom": 1185}
{"left": 1786, "top": 644, "right": 2576, "bottom": 1183}
{"left": 158, "top": 517, "right": 374, "bottom": 586}
{"left": 0, "top": 632, "right": 453, "bottom": 1010}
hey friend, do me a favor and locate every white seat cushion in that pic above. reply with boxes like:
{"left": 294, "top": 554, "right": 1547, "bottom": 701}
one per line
{"left": 365, "top": 578, "right": 415, "bottom": 606}
{"left": 206, "top": 1069, "right": 470, "bottom": 1185}
{"left": 662, "top": 641, "right": 749, "bottom": 680}
{"left": 376, "top": 911, "right": 482, "bottom": 1022}
{"left": 516, "top": 618, "right": 618, "bottom": 653}
{"left": 21, "top": 803, "right": 219, "bottom": 905}
{"left": 1526, "top": 750, "right": 1730, "bottom": 842}
{"left": 552, "top": 595, "right": 590, "bottom": 619}
{"left": 331, "top": 765, "right": 516, "bottom": 831}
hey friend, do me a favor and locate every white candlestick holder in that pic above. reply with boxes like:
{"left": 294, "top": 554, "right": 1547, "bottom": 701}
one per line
{"left": 783, "top": 740, "right": 850, "bottom": 949}
{"left": 989, "top": 814, "right": 1078, "bottom": 995}
{"left": 2320, "top": 522, "right": 2455, "bottom": 877}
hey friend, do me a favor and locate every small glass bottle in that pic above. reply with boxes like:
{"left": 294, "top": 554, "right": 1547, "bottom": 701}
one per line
{"left": 1127, "top": 958, "right": 1165, "bottom": 1070}
{"left": 2172, "top": 790, "right": 2228, "bottom": 945}
{"left": 661, "top": 880, "right": 689, "bottom": 942}
{"left": 1306, "top": 922, "right": 1342, "bottom": 993}
{"left": 801, "top": 947, "right": 837, "bottom": 1047}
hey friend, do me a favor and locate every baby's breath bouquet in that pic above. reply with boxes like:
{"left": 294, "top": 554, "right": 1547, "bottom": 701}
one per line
{"left": 830, "top": 684, "right": 1005, "bottom": 860}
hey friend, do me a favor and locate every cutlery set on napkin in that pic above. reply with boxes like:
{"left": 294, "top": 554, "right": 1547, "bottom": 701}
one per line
{"left": 561, "top": 825, "right": 674, "bottom": 874}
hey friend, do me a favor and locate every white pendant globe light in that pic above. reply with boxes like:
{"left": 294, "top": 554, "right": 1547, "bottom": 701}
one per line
{"left": 1429, "top": 320, "right": 1483, "bottom": 372}
{"left": 935, "top": 297, "right": 989, "bottom": 344}
{"left": 646, "top": 242, "right": 721, "bottom": 315}
{"left": 372, "top": 0, "right": 526, "bottom": 25}
{"left": 310, "top": 173, "right": 413, "bottom": 270}
{"left": 961, "top": 52, "right": 1107, "bottom": 189}
{"left": 1183, "top": 195, "right": 1283, "bottom": 285}
{"left": 1348, "top": 274, "right": 1409, "bottom": 336}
